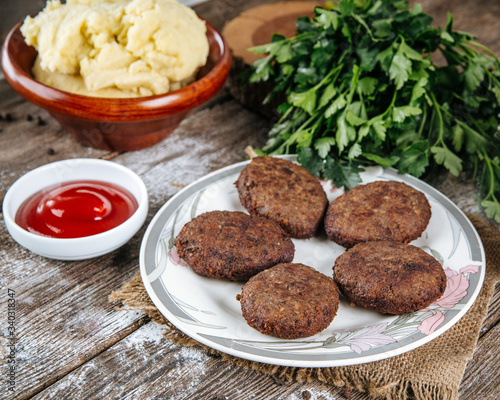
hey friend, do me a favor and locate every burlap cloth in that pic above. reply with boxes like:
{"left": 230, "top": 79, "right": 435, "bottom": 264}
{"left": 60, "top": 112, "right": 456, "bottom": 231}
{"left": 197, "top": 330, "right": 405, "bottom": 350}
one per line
{"left": 109, "top": 214, "right": 500, "bottom": 400}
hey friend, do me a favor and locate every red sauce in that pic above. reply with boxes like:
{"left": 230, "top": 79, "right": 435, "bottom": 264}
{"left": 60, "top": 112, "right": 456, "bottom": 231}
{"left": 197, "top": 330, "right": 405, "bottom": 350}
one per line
{"left": 15, "top": 180, "right": 138, "bottom": 238}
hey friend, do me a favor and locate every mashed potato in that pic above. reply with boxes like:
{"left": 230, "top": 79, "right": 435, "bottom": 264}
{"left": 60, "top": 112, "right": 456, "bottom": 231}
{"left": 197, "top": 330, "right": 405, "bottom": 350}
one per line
{"left": 21, "top": 0, "right": 209, "bottom": 97}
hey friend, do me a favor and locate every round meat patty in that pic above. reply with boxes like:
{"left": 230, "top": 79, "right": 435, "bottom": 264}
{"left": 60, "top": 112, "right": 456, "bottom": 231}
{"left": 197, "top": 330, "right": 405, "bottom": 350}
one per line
{"left": 235, "top": 156, "right": 328, "bottom": 239}
{"left": 174, "top": 210, "right": 294, "bottom": 281}
{"left": 324, "top": 180, "right": 431, "bottom": 248}
{"left": 239, "top": 263, "right": 340, "bottom": 339}
{"left": 333, "top": 241, "right": 446, "bottom": 314}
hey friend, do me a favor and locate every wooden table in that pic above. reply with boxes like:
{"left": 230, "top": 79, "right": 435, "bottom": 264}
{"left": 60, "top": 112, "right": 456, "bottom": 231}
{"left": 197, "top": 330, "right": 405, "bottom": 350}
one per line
{"left": 1, "top": 1, "right": 499, "bottom": 399}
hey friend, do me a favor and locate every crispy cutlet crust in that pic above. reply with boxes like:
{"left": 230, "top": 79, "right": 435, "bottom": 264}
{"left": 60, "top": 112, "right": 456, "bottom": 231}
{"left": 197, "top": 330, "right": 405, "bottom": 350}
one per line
{"left": 235, "top": 156, "right": 328, "bottom": 239}
{"left": 239, "top": 263, "right": 340, "bottom": 339}
{"left": 324, "top": 180, "right": 431, "bottom": 248}
{"left": 174, "top": 210, "right": 294, "bottom": 281}
{"left": 333, "top": 241, "right": 446, "bottom": 314}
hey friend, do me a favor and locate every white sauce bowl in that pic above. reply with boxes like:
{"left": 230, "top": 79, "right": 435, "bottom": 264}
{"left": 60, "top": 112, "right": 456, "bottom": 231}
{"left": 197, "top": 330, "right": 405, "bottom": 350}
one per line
{"left": 3, "top": 158, "right": 148, "bottom": 260}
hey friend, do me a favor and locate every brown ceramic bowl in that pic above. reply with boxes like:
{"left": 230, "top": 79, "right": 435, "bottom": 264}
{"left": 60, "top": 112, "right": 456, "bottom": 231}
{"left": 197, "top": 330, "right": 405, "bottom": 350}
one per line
{"left": 1, "top": 20, "right": 231, "bottom": 151}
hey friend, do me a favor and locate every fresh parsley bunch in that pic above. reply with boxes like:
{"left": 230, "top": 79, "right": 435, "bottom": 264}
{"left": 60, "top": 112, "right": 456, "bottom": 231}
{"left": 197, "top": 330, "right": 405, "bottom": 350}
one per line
{"left": 248, "top": 0, "right": 500, "bottom": 222}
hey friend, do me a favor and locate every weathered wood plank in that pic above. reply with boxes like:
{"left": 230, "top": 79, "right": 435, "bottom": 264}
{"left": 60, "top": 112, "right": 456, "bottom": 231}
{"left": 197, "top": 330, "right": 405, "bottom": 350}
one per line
{"left": 480, "top": 284, "right": 500, "bottom": 335}
{"left": 26, "top": 291, "right": 500, "bottom": 400}
{"left": 1, "top": 218, "right": 149, "bottom": 399}
{"left": 28, "top": 320, "right": 352, "bottom": 400}
{"left": 460, "top": 314, "right": 500, "bottom": 399}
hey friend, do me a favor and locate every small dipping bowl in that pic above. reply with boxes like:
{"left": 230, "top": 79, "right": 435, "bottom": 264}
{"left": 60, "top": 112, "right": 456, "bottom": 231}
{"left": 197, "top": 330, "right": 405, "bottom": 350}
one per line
{"left": 0, "top": 19, "right": 231, "bottom": 151}
{"left": 3, "top": 158, "right": 148, "bottom": 260}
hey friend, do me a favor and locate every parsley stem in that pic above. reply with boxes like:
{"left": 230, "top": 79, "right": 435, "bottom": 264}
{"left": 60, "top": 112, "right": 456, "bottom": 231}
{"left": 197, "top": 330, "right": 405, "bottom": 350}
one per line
{"left": 485, "top": 68, "right": 500, "bottom": 90}
{"left": 452, "top": 119, "right": 488, "bottom": 152}
{"left": 429, "top": 92, "right": 445, "bottom": 147}
{"left": 465, "top": 40, "right": 500, "bottom": 60}
{"left": 376, "top": 89, "right": 397, "bottom": 120}
{"left": 318, "top": 64, "right": 344, "bottom": 91}
{"left": 351, "top": 14, "right": 380, "bottom": 42}
{"left": 483, "top": 152, "right": 496, "bottom": 199}
{"left": 417, "top": 102, "right": 428, "bottom": 138}
{"left": 276, "top": 104, "right": 294, "bottom": 125}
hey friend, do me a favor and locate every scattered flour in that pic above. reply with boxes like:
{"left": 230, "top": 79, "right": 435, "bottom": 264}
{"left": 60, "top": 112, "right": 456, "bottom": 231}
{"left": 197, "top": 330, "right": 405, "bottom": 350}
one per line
{"left": 285, "top": 386, "right": 344, "bottom": 400}
{"left": 176, "top": 344, "right": 211, "bottom": 363}
{"left": 123, "top": 320, "right": 170, "bottom": 347}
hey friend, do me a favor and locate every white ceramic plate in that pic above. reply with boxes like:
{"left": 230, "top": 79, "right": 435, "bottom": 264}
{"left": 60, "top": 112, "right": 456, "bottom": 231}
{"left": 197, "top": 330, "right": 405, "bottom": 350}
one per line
{"left": 139, "top": 156, "right": 485, "bottom": 367}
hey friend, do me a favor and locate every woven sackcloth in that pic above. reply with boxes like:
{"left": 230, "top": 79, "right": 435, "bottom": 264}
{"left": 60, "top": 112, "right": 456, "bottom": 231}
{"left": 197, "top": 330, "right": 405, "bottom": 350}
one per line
{"left": 109, "top": 213, "right": 500, "bottom": 400}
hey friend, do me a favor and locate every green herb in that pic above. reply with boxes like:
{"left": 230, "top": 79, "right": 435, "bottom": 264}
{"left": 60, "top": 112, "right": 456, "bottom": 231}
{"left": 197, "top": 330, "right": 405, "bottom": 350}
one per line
{"left": 248, "top": 0, "right": 500, "bottom": 222}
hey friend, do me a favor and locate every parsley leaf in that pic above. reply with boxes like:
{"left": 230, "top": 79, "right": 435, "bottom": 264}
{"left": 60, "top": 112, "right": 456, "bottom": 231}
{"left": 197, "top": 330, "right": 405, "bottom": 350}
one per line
{"left": 430, "top": 145, "right": 462, "bottom": 176}
{"left": 289, "top": 89, "right": 317, "bottom": 114}
{"left": 389, "top": 49, "right": 412, "bottom": 89}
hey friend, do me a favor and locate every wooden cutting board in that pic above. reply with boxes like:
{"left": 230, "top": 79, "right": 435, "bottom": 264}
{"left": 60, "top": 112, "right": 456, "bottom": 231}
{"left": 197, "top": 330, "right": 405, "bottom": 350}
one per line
{"left": 222, "top": 1, "right": 322, "bottom": 117}
{"left": 222, "top": 1, "right": 322, "bottom": 64}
